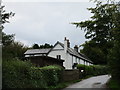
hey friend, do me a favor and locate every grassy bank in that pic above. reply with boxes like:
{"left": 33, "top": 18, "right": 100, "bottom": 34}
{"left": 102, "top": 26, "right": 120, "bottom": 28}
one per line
{"left": 47, "top": 75, "right": 93, "bottom": 90}
{"left": 47, "top": 79, "right": 82, "bottom": 90}
{"left": 107, "top": 78, "right": 120, "bottom": 89}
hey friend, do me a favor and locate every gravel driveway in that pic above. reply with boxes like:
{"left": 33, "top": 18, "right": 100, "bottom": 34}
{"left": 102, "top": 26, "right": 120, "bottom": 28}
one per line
{"left": 63, "top": 75, "right": 111, "bottom": 89}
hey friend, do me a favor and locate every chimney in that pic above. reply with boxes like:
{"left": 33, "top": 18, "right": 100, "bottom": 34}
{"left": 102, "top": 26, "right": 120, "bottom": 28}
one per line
{"left": 74, "top": 45, "right": 78, "bottom": 52}
{"left": 64, "top": 37, "right": 70, "bottom": 53}
{"left": 67, "top": 40, "right": 70, "bottom": 48}
{"left": 64, "top": 37, "right": 67, "bottom": 53}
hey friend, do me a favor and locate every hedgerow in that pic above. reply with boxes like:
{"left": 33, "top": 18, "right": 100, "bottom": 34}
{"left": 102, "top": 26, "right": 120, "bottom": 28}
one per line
{"left": 2, "top": 59, "right": 63, "bottom": 88}
{"left": 77, "top": 64, "right": 109, "bottom": 78}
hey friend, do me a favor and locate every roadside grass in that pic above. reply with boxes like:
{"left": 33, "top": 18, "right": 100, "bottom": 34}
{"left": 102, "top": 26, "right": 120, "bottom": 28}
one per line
{"left": 47, "top": 79, "right": 82, "bottom": 90}
{"left": 47, "top": 75, "right": 93, "bottom": 90}
{"left": 107, "top": 78, "right": 120, "bottom": 89}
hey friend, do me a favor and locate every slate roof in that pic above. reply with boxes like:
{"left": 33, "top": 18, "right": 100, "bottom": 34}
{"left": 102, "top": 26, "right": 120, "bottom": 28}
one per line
{"left": 24, "top": 48, "right": 51, "bottom": 55}
{"left": 68, "top": 47, "right": 92, "bottom": 63}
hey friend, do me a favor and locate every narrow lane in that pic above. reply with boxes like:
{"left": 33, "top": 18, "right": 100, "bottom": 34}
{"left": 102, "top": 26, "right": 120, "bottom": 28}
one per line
{"left": 63, "top": 75, "right": 111, "bottom": 89}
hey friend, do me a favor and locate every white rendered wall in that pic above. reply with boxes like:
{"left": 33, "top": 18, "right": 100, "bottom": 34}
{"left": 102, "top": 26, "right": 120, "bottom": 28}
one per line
{"left": 53, "top": 44, "right": 63, "bottom": 49}
{"left": 78, "top": 59, "right": 80, "bottom": 64}
{"left": 77, "top": 58, "right": 79, "bottom": 64}
{"left": 48, "top": 44, "right": 72, "bottom": 69}
{"left": 80, "top": 59, "right": 84, "bottom": 65}
{"left": 73, "top": 56, "right": 76, "bottom": 64}
{"left": 65, "top": 54, "right": 73, "bottom": 69}
{"left": 48, "top": 43, "right": 92, "bottom": 69}
{"left": 48, "top": 51, "right": 73, "bottom": 69}
{"left": 88, "top": 62, "right": 90, "bottom": 66}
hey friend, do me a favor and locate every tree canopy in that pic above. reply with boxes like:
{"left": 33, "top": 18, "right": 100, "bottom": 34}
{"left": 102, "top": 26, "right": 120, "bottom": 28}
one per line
{"left": 32, "top": 44, "right": 39, "bottom": 49}
{"left": 39, "top": 43, "right": 53, "bottom": 49}
{"left": 32, "top": 43, "right": 53, "bottom": 49}
{"left": 73, "top": 0, "right": 120, "bottom": 81}
{"left": 0, "top": 6, "right": 15, "bottom": 31}
{"left": 2, "top": 32, "right": 28, "bottom": 60}
{"left": 72, "top": 1, "right": 120, "bottom": 65}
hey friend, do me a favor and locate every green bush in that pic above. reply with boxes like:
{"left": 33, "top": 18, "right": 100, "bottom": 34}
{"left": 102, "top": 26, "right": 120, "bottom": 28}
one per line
{"left": 3, "top": 59, "right": 63, "bottom": 88}
{"left": 77, "top": 64, "right": 109, "bottom": 77}
{"left": 3, "top": 59, "right": 33, "bottom": 88}
{"left": 107, "top": 78, "right": 120, "bottom": 89}
{"left": 34, "top": 65, "right": 64, "bottom": 86}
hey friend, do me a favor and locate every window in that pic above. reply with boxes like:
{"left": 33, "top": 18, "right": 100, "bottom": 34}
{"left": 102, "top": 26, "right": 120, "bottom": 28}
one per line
{"left": 56, "top": 55, "right": 61, "bottom": 59}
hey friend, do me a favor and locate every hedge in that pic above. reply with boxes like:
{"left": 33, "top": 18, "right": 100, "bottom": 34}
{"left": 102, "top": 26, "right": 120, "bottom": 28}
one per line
{"left": 77, "top": 64, "right": 109, "bottom": 78}
{"left": 2, "top": 59, "right": 63, "bottom": 88}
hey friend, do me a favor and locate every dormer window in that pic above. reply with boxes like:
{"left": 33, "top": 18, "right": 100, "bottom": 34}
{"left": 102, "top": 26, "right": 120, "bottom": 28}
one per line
{"left": 56, "top": 55, "right": 61, "bottom": 59}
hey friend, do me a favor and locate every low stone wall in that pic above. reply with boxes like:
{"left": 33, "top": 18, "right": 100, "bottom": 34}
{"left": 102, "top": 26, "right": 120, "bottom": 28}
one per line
{"left": 62, "top": 69, "right": 79, "bottom": 82}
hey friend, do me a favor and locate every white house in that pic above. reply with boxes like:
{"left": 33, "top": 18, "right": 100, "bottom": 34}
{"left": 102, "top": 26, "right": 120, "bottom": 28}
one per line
{"left": 24, "top": 37, "right": 93, "bottom": 69}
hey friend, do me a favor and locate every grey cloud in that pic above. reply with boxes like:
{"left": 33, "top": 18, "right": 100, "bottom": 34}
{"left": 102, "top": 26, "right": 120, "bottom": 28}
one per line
{"left": 3, "top": 2, "right": 95, "bottom": 47}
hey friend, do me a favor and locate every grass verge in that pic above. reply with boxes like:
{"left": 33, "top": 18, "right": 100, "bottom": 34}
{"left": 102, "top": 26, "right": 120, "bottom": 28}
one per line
{"left": 47, "top": 79, "right": 82, "bottom": 90}
{"left": 107, "top": 78, "right": 120, "bottom": 89}
{"left": 47, "top": 75, "right": 94, "bottom": 90}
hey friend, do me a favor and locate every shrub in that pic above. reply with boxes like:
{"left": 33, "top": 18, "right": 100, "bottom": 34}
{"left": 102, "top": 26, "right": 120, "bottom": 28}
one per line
{"left": 34, "top": 65, "right": 64, "bottom": 86}
{"left": 107, "top": 78, "right": 120, "bottom": 89}
{"left": 3, "top": 59, "right": 63, "bottom": 88}
{"left": 77, "top": 64, "right": 109, "bottom": 77}
{"left": 2, "top": 59, "right": 33, "bottom": 88}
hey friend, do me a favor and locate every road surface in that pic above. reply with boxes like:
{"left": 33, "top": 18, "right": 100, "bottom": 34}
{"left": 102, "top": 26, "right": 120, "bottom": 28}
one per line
{"left": 63, "top": 75, "right": 111, "bottom": 89}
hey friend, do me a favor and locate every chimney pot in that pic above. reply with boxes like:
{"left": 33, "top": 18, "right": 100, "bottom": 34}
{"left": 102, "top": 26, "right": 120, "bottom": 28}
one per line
{"left": 64, "top": 37, "right": 67, "bottom": 41}
{"left": 74, "top": 45, "right": 78, "bottom": 52}
{"left": 67, "top": 40, "right": 70, "bottom": 48}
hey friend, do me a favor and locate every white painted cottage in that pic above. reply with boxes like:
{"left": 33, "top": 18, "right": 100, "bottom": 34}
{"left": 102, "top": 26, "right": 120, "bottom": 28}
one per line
{"left": 24, "top": 37, "right": 93, "bottom": 69}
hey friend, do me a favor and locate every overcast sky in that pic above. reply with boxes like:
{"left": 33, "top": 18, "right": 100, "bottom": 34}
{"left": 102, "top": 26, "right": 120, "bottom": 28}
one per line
{"left": 3, "top": 0, "right": 96, "bottom": 48}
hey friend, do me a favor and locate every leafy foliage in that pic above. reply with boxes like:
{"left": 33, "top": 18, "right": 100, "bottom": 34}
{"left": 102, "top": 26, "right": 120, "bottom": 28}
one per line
{"left": 108, "top": 40, "right": 120, "bottom": 81}
{"left": 3, "top": 59, "right": 33, "bottom": 88}
{"left": 73, "top": 2, "right": 118, "bottom": 42}
{"left": 32, "top": 43, "right": 53, "bottom": 49}
{"left": 39, "top": 43, "right": 53, "bottom": 49}
{"left": 32, "top": 43, "right": 39, "bottom": 49}
{"left": 34, "top": 65, "right": 64, "bottom": 86}
{"left": 77, "top": 64, "right": 109, "bottom": 78}
{"left": 2, "top": 32, "right": 14, "bottom": 46}
{"left": 72, "top": 2, "right": 120, "bottom": 65}
{"left": 0, "top": 6, "right": 15, "bottom": 31}
{"left": 80, "top": 41, "right": 110, "bottom": 64}
{"left": 73, "top": 1, "right": 120, "bottom": 83}
{"left": 2, "top": 32, "right": 28, "bottom": 60}
{"left": 107, "top": 78, "right": 120, "bottom": 89}
{"left": 2, "top": 59, "right": 63, "bottom": 88}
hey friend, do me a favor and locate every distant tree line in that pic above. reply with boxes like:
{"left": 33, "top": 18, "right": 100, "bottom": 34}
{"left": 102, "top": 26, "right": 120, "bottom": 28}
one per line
{"left": 32, "top": 43, "right": 53, "bottom": 49}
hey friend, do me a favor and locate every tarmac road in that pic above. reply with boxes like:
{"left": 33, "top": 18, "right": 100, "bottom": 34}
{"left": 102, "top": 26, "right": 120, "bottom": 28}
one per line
{"left": 63, "top": 75, "right": 111, "bottom": 89}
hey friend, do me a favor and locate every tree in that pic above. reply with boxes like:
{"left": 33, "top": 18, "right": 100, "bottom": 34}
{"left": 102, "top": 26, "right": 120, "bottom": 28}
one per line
{"left": 2, "top": 32, "right": 15, "bottom": 46}
{"left": 0, "top": 5, "right": 15, "bottom": 31}
{"left": 31, "top": 43, "right": 53, "bottom": 49}
{"left": 0, "top": 5, "right": 14, "bottom": 55}
{"left": 73, "top": 0, "right": 120, "bottom": 82}
{"left": 39, "top": 43, "right": 53, "bottom": 49}
{"left": 80, "top": 41, "right": 107, "bottom": 64}
{"left": 2, "top": 32, "right": 28, "bottom": 60}
{"left": 107, "top": 2, "right": 120, "bottom": 80}
{"left": 32, "top": 44, "right": 39, "bottom": 49}
{"left": 72, "top": 2, "right": 118, "bottom": 64}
